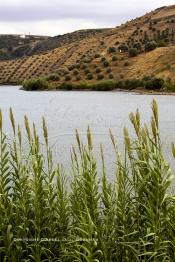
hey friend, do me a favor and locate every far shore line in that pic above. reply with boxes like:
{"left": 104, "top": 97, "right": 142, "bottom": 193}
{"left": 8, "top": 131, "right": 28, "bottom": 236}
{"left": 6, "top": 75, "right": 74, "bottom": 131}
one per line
{"left": 1, "top": 83, "right": 175, "bottom": 96}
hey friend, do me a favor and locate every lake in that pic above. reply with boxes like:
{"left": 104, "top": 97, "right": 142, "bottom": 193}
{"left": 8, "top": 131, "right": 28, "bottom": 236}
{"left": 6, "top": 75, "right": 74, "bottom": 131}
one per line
{"left": 1, "top": 85, "right": 175, "bottom": 180}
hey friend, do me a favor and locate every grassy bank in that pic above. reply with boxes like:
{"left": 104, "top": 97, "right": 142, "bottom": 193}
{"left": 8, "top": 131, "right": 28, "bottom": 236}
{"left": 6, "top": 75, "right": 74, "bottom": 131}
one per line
{"left": 22, "top": 76, "right": 175, "bottom": 92}
{"left": 1, "top": 101, "right": 175, "bottom": 261}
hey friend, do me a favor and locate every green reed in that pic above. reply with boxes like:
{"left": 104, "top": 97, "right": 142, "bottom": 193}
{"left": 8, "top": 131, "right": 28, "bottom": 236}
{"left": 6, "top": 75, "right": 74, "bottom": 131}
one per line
{"left": 0, "top": 100, "right": 175, "bottom": 261}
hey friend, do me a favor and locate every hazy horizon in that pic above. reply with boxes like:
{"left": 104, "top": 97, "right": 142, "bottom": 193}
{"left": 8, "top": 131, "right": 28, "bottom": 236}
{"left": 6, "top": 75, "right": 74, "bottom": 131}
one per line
{"left": 0, "top": 0, "right": 174, "bottom": 36}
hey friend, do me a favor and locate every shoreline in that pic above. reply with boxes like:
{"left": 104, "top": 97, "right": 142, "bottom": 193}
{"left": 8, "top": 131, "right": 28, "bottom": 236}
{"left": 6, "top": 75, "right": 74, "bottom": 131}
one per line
{"left": 1, "top": 83, "right": 175, "bottom": 96}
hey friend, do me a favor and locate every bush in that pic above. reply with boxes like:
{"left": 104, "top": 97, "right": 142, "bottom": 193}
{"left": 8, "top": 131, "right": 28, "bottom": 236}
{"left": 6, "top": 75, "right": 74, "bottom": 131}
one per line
{"left": 63, "top": 69, "right": 70, "bottom": 75}
{"left": 101, "top": 57, "right": 106, "bottom": 62}
{"left": 23, "top": 78, "right": 49, "bottom": 91}
{"left": 122, "top": 79, "right": 144, "bottom": 89}
{"left": 76, "top": 75, "right": 81, "bottom": 81}
{"left": 95, "top": 68, "right": 101, "bottom": 74}
{"left": 59, "top": 82, "right": 74, "bottom": 90}
{"left": 74, "top": 63, "right": 80, "bottom": 69}
{"left": 157, "top": 40, "right": 166, "bottom": 47}
{"left": 82, "top": 64, "right": 88, "bottom": 70}
{"left": 145, "top": 41, "right": 157, "bottom": 52}
{"left": 144, "top": 77, "right": 165, "bottom": 90}
{"left": 106, "top": 68, "right": 112, "bottom": 74}
{"left": 45, "top": 74, "right": 60, "bottom": 81}
{"left": 73, "top": 69, "right": 79, "bottom": 76}
{"left": 108, "top": 46, "right": 116, "bottom": 53}
{"left": 118, "top": 44, "right": 128, "bottom": 52}
{"left": 68, "top": 64, "right": 75, "bottom": 71}
{"left": 87, "top": 73, "right": 93, "bottom": 80}
{"left": 65, "top": 75, "right": 71, "bottom": 81}
{"left": 103, "top": 61, "right": 109, "bottom": 67}
{"left": 94, "top": 53, "right": 100, "bottom": 58}
{"left": 91, "top": 80, "right": 117, "bottom": 91}
{"left": 85, "top": 69, "right": 90, "bottom": 75}
{"left": 97, "top": 73, "right": 104, "bottom": 80}
{"left": 112, "top": 56, "right": 118, "bottom": 61}
{"left": 109, "top": 73, "right": 114, "bottom": 79}
{"left": 59, "top": 82, "right": 89, "bottom": 90}
{"left": 165, "top": 78, "right": 175, "bottom": 91}
{"left": 124, "top": 62, "right": 130, "bottom": 67}
{"left": 133, "top": 43, "right": 141, "bottom": 50}
{"left": 129, "top": 48, "right": 138, "bottom": 57}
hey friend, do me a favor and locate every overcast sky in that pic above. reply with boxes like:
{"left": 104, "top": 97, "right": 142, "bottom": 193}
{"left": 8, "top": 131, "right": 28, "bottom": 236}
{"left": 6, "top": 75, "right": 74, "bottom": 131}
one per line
{"left": 0, "top": 0, "right": 174, "bottom": 36}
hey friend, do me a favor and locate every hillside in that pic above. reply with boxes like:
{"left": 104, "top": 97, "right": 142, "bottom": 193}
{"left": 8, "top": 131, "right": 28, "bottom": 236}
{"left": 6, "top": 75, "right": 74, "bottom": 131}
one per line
{"left": 0, "top": 34, "right": 49, "bottom": 60}
{"left": 0, "top": 29, "right": 108, "bottom": 61}
{"left": 0, "top": 5, "right": 175, "bottom": 86}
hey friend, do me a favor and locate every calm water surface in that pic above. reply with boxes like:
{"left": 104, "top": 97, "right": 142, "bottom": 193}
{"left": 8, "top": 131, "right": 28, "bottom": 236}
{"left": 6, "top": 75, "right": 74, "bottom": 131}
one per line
{"left": 1, "top": 85, "right": 175, "bottom": 180}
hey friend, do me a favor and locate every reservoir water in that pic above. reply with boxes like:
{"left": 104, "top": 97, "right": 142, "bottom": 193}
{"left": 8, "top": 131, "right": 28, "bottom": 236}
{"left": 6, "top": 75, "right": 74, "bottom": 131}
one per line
{"left": 1, "top": 85, "right": 175, "bottom": 180}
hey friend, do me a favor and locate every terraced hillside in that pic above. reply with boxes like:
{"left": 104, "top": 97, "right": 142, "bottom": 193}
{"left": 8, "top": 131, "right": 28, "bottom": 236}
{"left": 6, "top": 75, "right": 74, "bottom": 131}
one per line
{"left": 0, "top": 5, "right": 175, "bottom": 86}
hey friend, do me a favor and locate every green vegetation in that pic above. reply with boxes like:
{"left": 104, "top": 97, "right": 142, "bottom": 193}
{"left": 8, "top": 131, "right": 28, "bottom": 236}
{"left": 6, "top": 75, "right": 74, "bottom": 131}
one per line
{"left": 95, "top": 68, "right": 101, "bottom": 74}
{"left": 65, "top": 75, "right": 71, "bottom": 81}
{"left": 112, "top": 55, "right": 118, "bottom": 61}
{"left": 1, "top": 102, "right": 175, "bottom": 261}
{"left": 23, "top": 76, "right": 175, "bottom": 92}
{"left": 58, "top": 80, "right": 117, "bottom": 91}
{"left": 145, "top": 41, "right": 158, "bottom": 52}
{"left": 129, "top": 48, "right": 138, "bottom": 57}
{"left": 23, "top": 77, "right": 49, "bottom": 91}
{"left": 103, "top": 61, "right": 109, "bottom": 67}
{"left": 87, "top": 73, "right": 93, "bottom": 80}
{"left": 97, "top": 73, "right": 104, "bottom": 80}
{"left": 124, "top": 61, "right": 130, "bottom": 66}
{"left": 108, "top": 46, "right": 116, "bottom": 53}
{"left": 45, "top": 73, "right": 60, "bottom": 81}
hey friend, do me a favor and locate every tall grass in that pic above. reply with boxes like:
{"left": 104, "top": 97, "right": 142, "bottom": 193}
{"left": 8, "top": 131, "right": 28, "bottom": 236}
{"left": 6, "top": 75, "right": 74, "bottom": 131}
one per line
{"left": 0, "top": 100, "right": 175, "bottom": 261}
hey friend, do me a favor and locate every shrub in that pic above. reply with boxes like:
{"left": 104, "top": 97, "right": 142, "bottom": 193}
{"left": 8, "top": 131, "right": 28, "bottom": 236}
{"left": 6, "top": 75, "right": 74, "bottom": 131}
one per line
{"left": 65, "top": 75, "right": 71, "bottom": 81}
{"left": 108, "top": 46, "right": 116, "bottom": 53}
{"left": 63, "top": 69, "right": 70, "bottom": 75}
{"left": 112, "top": 56, "right": 118, "bottom": 61}
{"left": 129, "top": 48, "right": 138, "bottom": 57}
{"left": 165, "top": 78, "right": 175, "bottom": 91}
{"left": 74, "top": 63, "right": 80, "bottom": 69}
{"left": 87, "top": 73, "right": 93, "bottom": 80}
{"left": 85, "top": 69, "right": 90, "bottom": 75}
{"left": 94, "top": 53, "right": 100, "bottom": 58}
{"left": 124, "top": 62, "right": 130, "bottom": 66}
{"left": 101, "top": 57, "right": 106, "bottom": 62}
{"left": 118, "top": 44, "right": 128, "bottom": 52}
{"left": 45, "top": 73, "right": 60, "bottom": 81}
{"left": 59, "top": 82, "right": 74, "bottom": 90}
{"left": 157, "top": 40, "right": 166, "bottom": 47}
{"left": 106, "top": 68, "right": 112, "bottom": 74}
{"left": 133, "top": 43, "right": 142, "bottom": 50}
{"left": 91, "top": 80, "right": 117, "bottom": 91}
{"left": 76, "top": 75, "right": 81, "bottom": 81}
{"left": 82, "top": 63, "right": 88, "bottom": 70}
{"left": 97, "top": 73, "right": 104, "bottom": 80}
{"left": 145, "top": 41, "right": 157, "bottom": 52}
{"left": 68, "top": 64, "right": 74, "bottom": 71}
{"left": 144, "top": 77, "right": 165, "bottom": 90}
{"left": 103, "top": 61, "right": 109, "bottom": 67}
{"left": 23, "top": 78, "right": 49, "bottom": 91}
{"left": 122, "top": 79, "right": 144, "bottom": 89}
{"left": 109, "top": 73, "right": 114, "bottom": 79}
{"left": 95, "top": 68, "right": 101, "bottom": 74}
{"left": 73, "top": 69, "right": 79, "bottom": 76}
